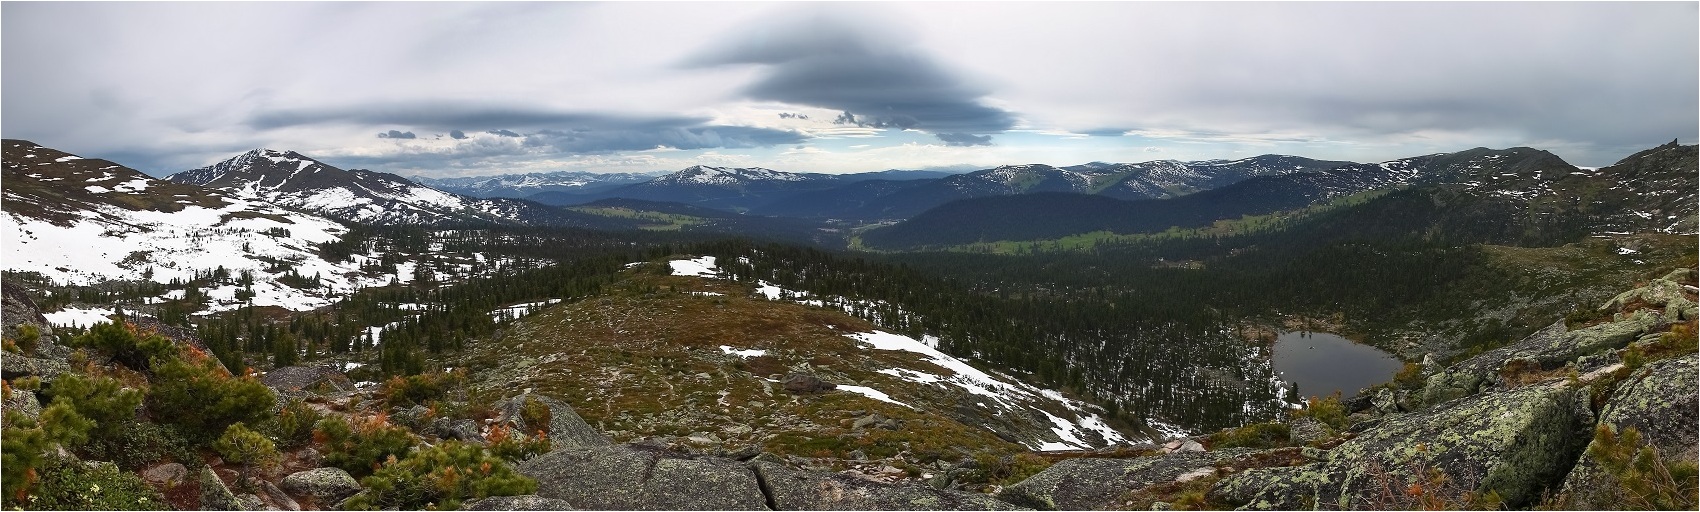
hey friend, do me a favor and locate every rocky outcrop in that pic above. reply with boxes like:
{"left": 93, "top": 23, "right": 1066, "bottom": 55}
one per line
{"left": 753, "top": 460, "right": 1022, "bottom": 510}
{"left": 517, "top": 444, "right": 767, "bottom": 510}
{"left": 2, "top": 281, "right": 53, "bottom": 343}
{"left": 463, "top": 495, "right": 577, "bottom": 510}
{"left": 1, "top": 282, "right": 72, "bottom": 383}
{"left": 1423, "top": 297, "right": 1673, "bottom": 406}
{"left": 280, "top": 467, "right": 362, "bottom": 505}
{"left": 782, "top": 373, "right": 836, "bottom": 394}
{"left": 1212, "top": 383, "right": 1591, "bottom": 509}
{"left": 492, "top": 391, "right": 610, "bottom": 450}
{"left": 998, "top": 451, "right": 1249, "bottom": 510}
{"left": 141, "top": 462, "right": 189, "bottom": 487}
{"left": 1560, "top": 353, "right": 1699, "bottom": 509}
{"left": 260, "top": 366, "right": 356, "bottom": 396}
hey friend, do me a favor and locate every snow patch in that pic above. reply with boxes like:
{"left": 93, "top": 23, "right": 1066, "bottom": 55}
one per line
{"left": 719, "top": 346, "right": 767, "bottom": 358}
{"left": 668, "top": 256, "right": 719, "bottom": 278}
{"left": 836, "top": 384, "right": 912, "bottom": 408}
{"left": 44, "top": 307, "right": 118, "bottom": 327}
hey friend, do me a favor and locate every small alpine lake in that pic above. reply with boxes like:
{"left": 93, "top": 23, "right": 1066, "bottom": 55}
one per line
{"left": 1272, "top": 331, "right": 1404, "bottom": 401}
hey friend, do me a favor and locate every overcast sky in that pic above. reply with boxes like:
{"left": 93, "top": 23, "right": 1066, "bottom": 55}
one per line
{"left": 4, "top": 2, "right": 1695, "bottom": 177}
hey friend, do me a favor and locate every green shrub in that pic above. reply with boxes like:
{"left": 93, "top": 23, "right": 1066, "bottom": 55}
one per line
{"left": 485, "top": 424, "right": 550, "bottom": 463}
{"left": 960, "top": 452, "right": 1054, "bottom": 488}
{"left": 382, "top": 370, "right": 465, "bottom": 408}
{"left": 1292, "top": 392, "right": 1349, "bottom": 432}
{"left": 262, "top": 399, "right": 322, "bottom": 450}
{"left": 19, "top": 455, "right": 168, "bottom": 510}
{"left": 519, "top": 398, "right": 552, "bottom": 436}
{"left": 1207, "top": 422, "right": 1292, "bottom": 450}
{"left": 214, "top": 422, "right": 279, "bottom": 484}
{"left": 71, "top": 321, "right": 174, "bottom": 373}
{"left": 3, "top": 410, "right": 55, "bottom": 504}
{"left": 13, "top": 324, "right": 40, "bottom": 354}
{"left": 147, "top": 352, "right": 276, "bottom": 443}
{"left": 341, "top": 440, "right": 537, "bottom": 511}
{"left": 315, "top": 415, "right": 418, "bottom": 478}
{"left": 1586, "top": 424, "right": 1699, "bottom": 510}
{"left": 43, "top": 372, "right": 144, "bottom": 443}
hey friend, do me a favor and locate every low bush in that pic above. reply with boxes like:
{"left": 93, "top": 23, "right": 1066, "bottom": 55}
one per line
{"left": 262, "top": 399, "right": 322, "bottom": 450}
{"left": 214, "top": 422, "right": 280, "bottom": 484}
{"left": 21, "top": 455, "right": 168, "bottom": 510}
{"left": 316, "top": 415, "right": 418, "bottom": 478}
{"left": 485, "top": 424, "right": 550, "bottom": 463}
{"left": 1291, "top": 392, "right": 1348, "bottom": 432}
{"left": 1585, "top": 424, "right": 1698, "bottom": 510}
{"left": 147, "top": 350, "right": 276, "bottom": 443}
{"left": 342, "top": 440, "right": 537, "bottom": 511}
{"left": 70, "top": 321, "right": 174, "bottom": 374}
{"left": 382, "top": 370, "right": 465, "bottom": 408}
{"left": 43, "top": 372, "right": 144, "bottom": 444}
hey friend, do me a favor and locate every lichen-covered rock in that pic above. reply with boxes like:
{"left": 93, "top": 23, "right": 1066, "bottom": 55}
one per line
{"left": 1560, "top": 353, "right": 1699, "bottom": 509}
{"left": 753, "top": 460, "right": 1023, "bottom": 510}
{"left": 493, "top": 391, "right": 610, "bottom": 450}
{"left": 2, "top": 281, "right": 53, "bottom": 343}
{"left": 1214, "top": 383, "right": 1591, "bottom": 509}
{"left": 280, "top": 467, "right": 362, "bottom": 505}
{"left": 998, "top": 451, "right": 1250, "bottom": 510}
{"left": 783, "top": 373, "right": 836, "bottom": 394}
{"left": 199, "top": 465, "right": 247, "bottom": 510}
{"left": 517, "top": 444, "right": 767, "bottom": 510}
{"left": 0, "top": 354, "right": 71, "bottom": 382}
{"left": 430, "top": 417, "right": 486, "bottom": 442}
{"left": 1422, "top": 311, "right": 1668, "bottom": 407}
{"left": 462, "top": 495, "right": 578, "bottom": 510}
{"left": 2, "top": 388, "right": 42, "bottom": 423}
{"left": 1603, "top": 274, "right": 1698, "bottom": 322}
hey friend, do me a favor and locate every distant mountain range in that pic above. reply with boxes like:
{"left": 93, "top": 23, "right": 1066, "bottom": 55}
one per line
{"left": 860, "top": 143, "right": 1699, "bottom": 249}
{"left": 410, "top": 171, "right": 664, "bottom": 199}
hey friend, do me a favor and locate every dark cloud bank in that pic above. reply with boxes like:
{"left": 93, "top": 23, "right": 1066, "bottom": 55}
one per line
{"left": 685, "top": 15, "right": 1015, "bottom": 146}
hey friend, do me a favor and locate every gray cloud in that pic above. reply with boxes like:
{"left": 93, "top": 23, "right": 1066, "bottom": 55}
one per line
{"left": 449, "top": 129, "right": 467, "bottom": 139}
{"left": 934, "top": 133, "right": 992, "bottom": 147}
{"left": 777, "top": 112, "right": 809, "bottom": 120}
{"left": 686, "top": 15, "right": 1015, "bottom": 137}
{"left": 1081, "top": 128, "right": 1130, "bottom": 137}
{"left": 377, "top": 130, "right": 416, "bottom": 139}
{"left": 520, "top": 125, "right": 806, "bottom": 153}
{"left": 487, "top": 129, "right": 521, "bottom": 137}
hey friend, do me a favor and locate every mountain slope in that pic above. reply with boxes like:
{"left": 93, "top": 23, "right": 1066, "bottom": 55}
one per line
{"left": 167, "top": 149, "right": 596, "bottom": 227}
{"left": 1, "top": 139, "right": 398, "bottom": 311}
{"left": 860, "top": 146, "right": 1597, "bottom": 249}
{"left": 453, "top": 255, "right": 1166, "bottom": 461}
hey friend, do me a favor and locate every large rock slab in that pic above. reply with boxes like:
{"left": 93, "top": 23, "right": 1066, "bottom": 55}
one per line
{"left": 1560, "top": 353, "right": 1699, "bottom": 509}
{"left": 1422, "top": 311, "right": 1666, "bottom": 406}
{"left": 462, "top": 495, "right": 577, "bottom": 510}
{"left": 752, "top": 460, "right": 1022, "bottom": 510}
{"left": 261, "top": 366, "right": 355, "bottom": 395}
{"left": 1214, "top": 383, "right": 1592, "bottom": 509}
{"left": 517, "top": 444, "right": 766, "bottom": 510}
{"left": 997, "top": 451, "right": 1248, "bottom": 511}
{"left": 494, "top": 391, "right": 611, "bottom": 450}
{"left": 198, "top": 465, "right": 247, "bottom": 511}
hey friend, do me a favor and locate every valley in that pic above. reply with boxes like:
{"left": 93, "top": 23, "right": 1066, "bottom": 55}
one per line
{"left": 2, "top": 138, "right": 1694, "bottom": 510}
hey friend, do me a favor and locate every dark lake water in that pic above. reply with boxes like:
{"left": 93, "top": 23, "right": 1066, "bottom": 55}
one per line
{"left": 1272, "top": 331, "right": 1404, "bottom": 400}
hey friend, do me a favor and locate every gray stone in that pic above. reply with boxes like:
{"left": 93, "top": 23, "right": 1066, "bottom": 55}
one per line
{"left": 783, "top": 373, "right": 836, "bottom": 394}
{"left": 494, "top": 391, "right": 611, "bottom": 450}
{"left": 462, "top": 495, "right": 578, "bottom": 510}
{"left": 1287, "top": 417, "right": 1330, "bottom": 446}
{"left": 259, "top": 366, "right": 355, "bottom": 395}
{"left": 1213, "top": 383, "right": 1591, "bottom": 509}
{"left": 236, "top": 494, "right": 266, "bottom": 511}
{"left": 431, "top": 417, "right": 486, "bottom": 442}
{"left": 252, "top": 478, "right": 300, "bottom": 511}
{"left": 199, "top": 465, "right": 247, "bottom": 510}
{"left": 280, "top": 467, "right": 362, "bottom": 505}
{"left": 0, "top": 354, "right": 70, "bottom": 382}
{"left": 999, "top": 451, "right": 1251, "bottom": 510}
{"left": 1603, "top": 276, "right": 1697, "bottom": 321}
{"left": 517, "top": 444, "right": 767, "bottom": 510}
{"left": 141, "top": 462, "right": 189, "bottom": 487}
{"left": 2, "top": 388, "right": 42, "bottom": 423}
{"left": 753, "top": 460, "right": 1024, "bottom": 510}
{"left": 1561, "top": 353, "right": 1699, "bottom": 509}
{"left": 853, "top": 413, "right": 886, "bottom": 430}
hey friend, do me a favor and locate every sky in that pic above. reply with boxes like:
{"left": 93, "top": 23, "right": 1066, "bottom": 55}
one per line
{"left": 3, "top": 2, "right": 1695, "bottom": 177}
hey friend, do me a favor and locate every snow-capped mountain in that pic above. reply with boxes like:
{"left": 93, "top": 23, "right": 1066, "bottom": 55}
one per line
{"left": 1, "top": 140, "right": 389, "bottom": 312}
{"left": 410, "top": 170, "right": 664, "bottom": 198}
{"left": 166, "top": 149, "right": 592, "bottom": 227}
